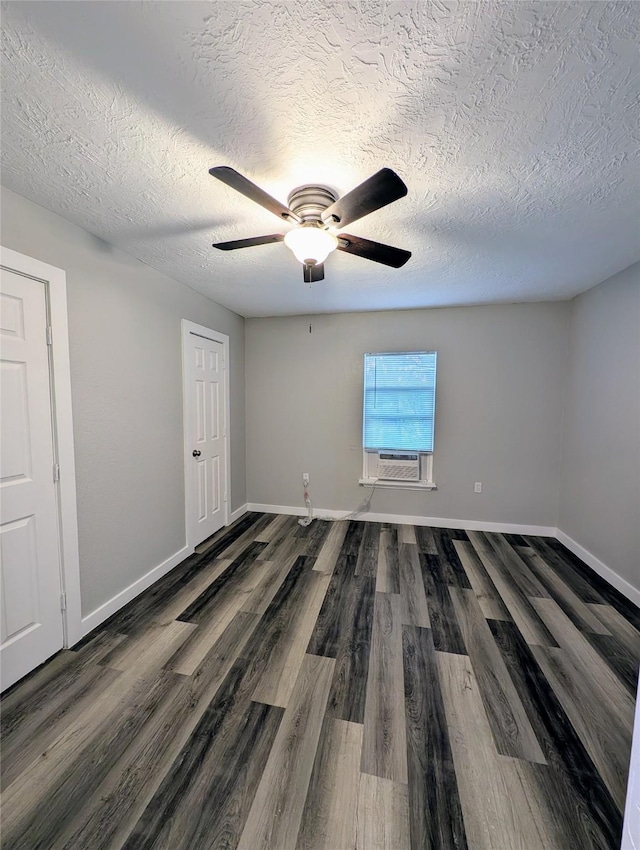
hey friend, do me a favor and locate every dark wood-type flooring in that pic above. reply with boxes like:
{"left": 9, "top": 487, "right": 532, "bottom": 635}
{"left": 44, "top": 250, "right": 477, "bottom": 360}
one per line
{"left": 2, "top": 513, "right": 639, "bottom": 849}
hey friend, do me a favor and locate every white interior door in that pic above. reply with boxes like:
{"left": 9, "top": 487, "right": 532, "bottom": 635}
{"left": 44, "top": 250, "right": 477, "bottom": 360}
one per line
{"left": 1, "top": 268, "right": 64, "bottom": 690}
{"left": 183, "top": 324, "right": 229, "bottom": 547}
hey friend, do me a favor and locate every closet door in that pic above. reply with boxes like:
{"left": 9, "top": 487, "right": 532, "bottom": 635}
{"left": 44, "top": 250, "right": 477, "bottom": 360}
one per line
{"left": 1, "top": 267, "right": 64, "bottom": 691}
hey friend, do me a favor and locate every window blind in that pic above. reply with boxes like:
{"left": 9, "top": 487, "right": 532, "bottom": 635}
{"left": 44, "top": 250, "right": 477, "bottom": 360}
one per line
{"left": 363, "top": 351, "right": 437, "bottom": 452}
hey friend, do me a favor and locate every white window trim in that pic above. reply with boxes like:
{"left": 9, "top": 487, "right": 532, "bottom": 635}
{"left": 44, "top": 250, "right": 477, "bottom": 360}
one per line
{"left": 359, "top": 478, "right": 438, "bottom": 491}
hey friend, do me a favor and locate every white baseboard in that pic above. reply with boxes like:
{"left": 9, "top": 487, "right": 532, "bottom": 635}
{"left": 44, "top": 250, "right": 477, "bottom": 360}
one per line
{"left": 229, "top": 503, "right": 248, "bottom": 524}
{"left": 555, "top": 529, "right": 640, "bottom": 608}
{"left": 79, "top": 507, "right": 247, "bottom": 644}
{"left": 80, "top": 544, "right": 191, "bottom": 639}
{"left": 77, "top": 512, "right": 638, "bottom": 647}
{"left": 245, "top": 503, "right": 556, "bottom": 537}
{"left": 248, "top": 504, "right": 640, "bottom": 607}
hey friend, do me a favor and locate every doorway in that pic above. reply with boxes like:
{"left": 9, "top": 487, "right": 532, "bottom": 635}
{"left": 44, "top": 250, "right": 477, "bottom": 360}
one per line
{"left": 182, "top": 320, "right": 230, "bottom": 550}
{"left": 0, "top": 248, "right": 81, "bottom": 691}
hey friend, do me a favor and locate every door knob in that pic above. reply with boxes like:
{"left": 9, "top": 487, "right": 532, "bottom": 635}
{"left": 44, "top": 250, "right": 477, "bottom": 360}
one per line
{"left": 192, "top": 450, "right": 201, "bottom": 457}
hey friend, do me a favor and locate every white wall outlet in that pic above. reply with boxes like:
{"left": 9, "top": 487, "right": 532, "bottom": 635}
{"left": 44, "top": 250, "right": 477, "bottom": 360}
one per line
{"left": 474, "top": 481, "right": 482, "bottom": 493}
{"left": 302, "top": 473, "right": 310, "bottom": 488}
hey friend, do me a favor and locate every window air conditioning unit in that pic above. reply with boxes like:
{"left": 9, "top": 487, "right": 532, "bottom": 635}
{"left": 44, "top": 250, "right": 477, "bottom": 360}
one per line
{"left": 377, "top": 452, "right": 420, "bottom": 481}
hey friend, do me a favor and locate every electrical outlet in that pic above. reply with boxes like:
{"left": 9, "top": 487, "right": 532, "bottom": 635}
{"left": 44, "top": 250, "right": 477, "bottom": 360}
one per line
{"left": 474, "top": 482, "right": 482, "bottom": 494}
{"left": 302, "top": 473, "right": 310, "bottom": 488}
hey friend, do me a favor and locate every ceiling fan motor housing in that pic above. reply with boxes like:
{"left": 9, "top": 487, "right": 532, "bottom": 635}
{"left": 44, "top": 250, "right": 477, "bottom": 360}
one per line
{"left": 287, "top": 186, "right": 338, "bottom": 225}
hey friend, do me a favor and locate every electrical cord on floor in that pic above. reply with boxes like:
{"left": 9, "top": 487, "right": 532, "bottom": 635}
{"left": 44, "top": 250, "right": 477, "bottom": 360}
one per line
{"left": 297, "top": 487, "right": 313, "bottom": 527}
{"left": 329, "top": 481, "right": 378, "bottom": 522}
{"left": 298, "top": 481, "right": 378, "bottom": 526}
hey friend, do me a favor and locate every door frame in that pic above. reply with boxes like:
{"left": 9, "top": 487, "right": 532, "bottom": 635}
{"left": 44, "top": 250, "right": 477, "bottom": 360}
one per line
{"left": 0, "top": 247, "right": 82, "bottom": 647}
{"left": 181, "top": 319, "right": 231, "bottom": 551}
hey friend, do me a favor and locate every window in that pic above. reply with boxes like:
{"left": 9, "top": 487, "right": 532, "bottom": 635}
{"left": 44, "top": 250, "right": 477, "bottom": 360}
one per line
{"left": 361, "top": 351, "right": 437, "bottom": 488}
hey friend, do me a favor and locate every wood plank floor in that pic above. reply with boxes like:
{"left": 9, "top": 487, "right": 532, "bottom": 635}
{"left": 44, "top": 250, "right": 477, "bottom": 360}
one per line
{"left": 1, "top": 513, "right": 638, "bottom": 850}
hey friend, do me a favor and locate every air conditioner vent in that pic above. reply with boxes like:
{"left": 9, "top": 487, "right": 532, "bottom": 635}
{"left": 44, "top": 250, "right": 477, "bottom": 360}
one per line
{"left": 377, "top": 452, "right": 420, "bottom": 481}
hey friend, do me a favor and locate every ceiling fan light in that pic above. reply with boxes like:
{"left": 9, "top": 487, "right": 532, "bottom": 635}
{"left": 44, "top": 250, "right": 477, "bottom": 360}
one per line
{"left": 284, "top": 227, "right": 338, "bottom": 265}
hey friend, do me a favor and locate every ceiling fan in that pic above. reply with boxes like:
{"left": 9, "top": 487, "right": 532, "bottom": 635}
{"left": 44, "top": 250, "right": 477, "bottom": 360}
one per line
{"left": 209, "top": 166, "right": 411, "bottom": 282}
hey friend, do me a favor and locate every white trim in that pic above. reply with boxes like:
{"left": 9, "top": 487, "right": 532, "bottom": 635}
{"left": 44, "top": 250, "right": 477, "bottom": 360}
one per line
{"left": 229, "top": 503, "right": 248, "bottom": 523}
{"left": 80, "top": 544, "right": 190, "bottom": 637}
{"left": 359, "top": 478, "right": 437, "bottom": 491}
{"left": 181, "top": 320, "right": 231, "bottom": 550}
{"left": 0, "top": 247, "right": 82, "bottom": 647}
{"left": 556, "top": 529, "right": 640, "bottom": 608}
{"left": 622, "top": 678, "right": 640, "bottom": 850}
{"left": 247, "top": 501, "right": 640, "bottom": 607}
{"left": 245, "top": 503, "right": 555, "bottom": 536}
{"left": 72, "top": 508, "right": 639, "bottom": 641}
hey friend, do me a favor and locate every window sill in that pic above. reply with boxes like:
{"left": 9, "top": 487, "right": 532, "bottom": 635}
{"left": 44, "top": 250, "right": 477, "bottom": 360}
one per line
{"left": 358, "top": 477, "right": 437, "bottom": 491}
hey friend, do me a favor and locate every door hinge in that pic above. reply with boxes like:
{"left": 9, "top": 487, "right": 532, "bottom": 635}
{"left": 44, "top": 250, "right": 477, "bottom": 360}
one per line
{"left": 53, "top": 463, "right": 60, "bottom": 482}
{"left": 60, "top": 592, "right": 67, "bottom": 612}
{"left": 224, "top": 491, "right": 228, "bottom": 503}
{"left": 46, "top": 326, "right": 53, "bottom": 345}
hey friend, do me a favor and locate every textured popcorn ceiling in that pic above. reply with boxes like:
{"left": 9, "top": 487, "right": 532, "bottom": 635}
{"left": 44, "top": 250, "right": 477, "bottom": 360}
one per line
{"left": 1, "top": 1, "right": 639, "bottom": 317}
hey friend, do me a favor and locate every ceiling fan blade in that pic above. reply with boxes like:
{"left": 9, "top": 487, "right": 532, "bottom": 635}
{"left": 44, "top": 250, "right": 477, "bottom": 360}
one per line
{"left": 303, "top": 262, "right": 325, "bottom": 282}
{"left": 212, "top": 234, "right": 285, "bottom": 250}
{"left": 209, "top": 166, "right": 300, "bottom": 223}
{"left": 322, "top": 168, "right": 407, "bottom": 227}
{"left": 337, "top": 234, "right": 411, "bottom": 268}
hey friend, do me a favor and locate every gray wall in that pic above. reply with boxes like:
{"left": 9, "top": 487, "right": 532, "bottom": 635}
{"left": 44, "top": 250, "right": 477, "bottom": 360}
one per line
{"left": 246, "top": 302, "right": 569, "bottom": 527}
{"left": 4, "top": 177, "right": 637, "bottom": 612}
{"left": 1, "top": 186, "right": 246, "bottom": 616}
{"left": 558, "top": 263, "right": 640, "bottom": 591}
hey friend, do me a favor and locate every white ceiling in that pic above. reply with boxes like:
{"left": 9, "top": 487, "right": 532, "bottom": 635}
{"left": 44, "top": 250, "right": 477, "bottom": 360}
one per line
{"left": 1, "top": 1, "right": 639, "bottom": 318}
